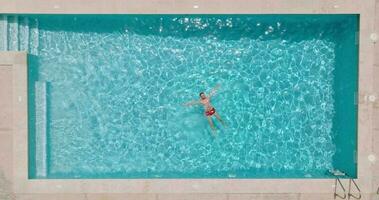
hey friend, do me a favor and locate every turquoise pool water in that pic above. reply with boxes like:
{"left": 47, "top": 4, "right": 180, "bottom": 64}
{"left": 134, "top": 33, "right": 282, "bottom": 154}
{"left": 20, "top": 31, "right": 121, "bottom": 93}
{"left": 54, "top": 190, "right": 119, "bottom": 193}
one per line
{"left": 3, "top": 15, "right": 358, "bottom": 179}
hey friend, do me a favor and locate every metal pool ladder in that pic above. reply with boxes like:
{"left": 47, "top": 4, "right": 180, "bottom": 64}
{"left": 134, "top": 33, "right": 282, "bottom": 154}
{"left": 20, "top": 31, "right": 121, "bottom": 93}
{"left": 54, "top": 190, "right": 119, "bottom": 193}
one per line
{"left": 331, "top": 170, "right": 361, "bottom": 199}
{"left": 334, "top": 177, "right": 347, "bottom": 199}
{"left": 347, "top": 179, "right": 361, "bottom": 199}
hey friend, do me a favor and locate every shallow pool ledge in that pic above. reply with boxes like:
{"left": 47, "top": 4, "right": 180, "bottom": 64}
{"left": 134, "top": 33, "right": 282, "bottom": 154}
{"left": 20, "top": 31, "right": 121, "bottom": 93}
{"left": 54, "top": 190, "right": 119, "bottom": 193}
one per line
{"left": 0, "top": 52, "right": 28, "bottom": 193}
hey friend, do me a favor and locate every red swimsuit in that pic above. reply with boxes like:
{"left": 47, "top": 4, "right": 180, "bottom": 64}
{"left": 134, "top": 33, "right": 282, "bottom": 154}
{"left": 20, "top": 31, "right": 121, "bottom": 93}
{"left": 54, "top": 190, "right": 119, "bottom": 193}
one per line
{"left": 205, "top": 108, "right": 216, "bottom": 116}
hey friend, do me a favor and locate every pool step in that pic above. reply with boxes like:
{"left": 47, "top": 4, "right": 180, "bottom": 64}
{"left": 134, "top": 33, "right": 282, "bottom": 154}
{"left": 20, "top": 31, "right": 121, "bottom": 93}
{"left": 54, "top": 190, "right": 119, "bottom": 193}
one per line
{"left": 29, "top": 18, "right": 39, "bottom": 55}
{"left": 7, "top": 16, "right": 19, "bottom": 51}
{"left": 0, "top": 15, "right": 7, "bottom": 51}
{"left": 35, "top": 81, "right": 47, "bottom": 178}
{"left": 0, "top": 15, "right": 39, "bottom": 54}
{"left": 19, "top": 17, "right": 30, "bottom": 51}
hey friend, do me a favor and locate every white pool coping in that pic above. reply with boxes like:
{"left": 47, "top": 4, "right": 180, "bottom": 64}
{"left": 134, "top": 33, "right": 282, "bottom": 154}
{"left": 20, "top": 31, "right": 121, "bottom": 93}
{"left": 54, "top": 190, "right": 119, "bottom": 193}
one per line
{"left": 0, "top": 0, "right": 378, "bottom": 198}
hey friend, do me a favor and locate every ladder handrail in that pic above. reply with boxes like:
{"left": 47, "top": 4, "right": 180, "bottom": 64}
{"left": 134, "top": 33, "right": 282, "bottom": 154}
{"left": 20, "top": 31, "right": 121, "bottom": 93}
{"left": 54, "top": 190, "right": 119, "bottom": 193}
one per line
{"left": 334, "top": 177, "right": 347, "bottom": 199}
{"left": 347, "top": 179, "right": 361, "bottom": 199}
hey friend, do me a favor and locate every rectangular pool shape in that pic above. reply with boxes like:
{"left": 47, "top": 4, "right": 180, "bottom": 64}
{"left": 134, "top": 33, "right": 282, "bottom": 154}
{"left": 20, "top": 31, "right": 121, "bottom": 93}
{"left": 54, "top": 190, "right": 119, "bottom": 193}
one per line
{"left": 0, "top": 14, "right": 359, "bottom": 179}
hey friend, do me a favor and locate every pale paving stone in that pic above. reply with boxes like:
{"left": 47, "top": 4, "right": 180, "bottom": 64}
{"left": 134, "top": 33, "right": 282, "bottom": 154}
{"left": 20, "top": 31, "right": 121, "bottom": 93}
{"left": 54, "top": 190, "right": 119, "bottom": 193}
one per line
{"left": 86, "top": 194, "right": 156, "bottom": 200}
{"left": 228, "top": 194, "right": 263, "bottom": 200}
{"left": 0, "top": 0, "right": 373, "bottom": 14}
{"left": 0, "top": 65, "right": 12, "bottom": 131}
{"left": 374, "top": 176, "right": 379, "bottom": 192}
{"left": 157, "top": 194, "right": 227, "bottom": 200}
{"left": 0, "top": 134, "right": 12, "bottom": 181}
{"left": 374, "top": 66, "right": 379, "bottom": 97}
{"left": 228, "top": 194, "right": 301, "bottom": 200}
{"left": 299, "top": 193, "right": 334, "bottom": 200}
{"left": 13, "top": 53, "right": 27, "bottom": 65}
{"left": 0, "top": 170, "right": 15, "bottom": 200}
{"left": 373, "top": 129, "right": 379, "bottom": 193}
{"left": 15, "top": 194, "right": 86, "bottom": 200}
{"left": 359, "top": 193, "right": 378, "bottom": 200}
{"left": 372, "top": 121, "right": 379, "bottom": 196}
{"left": 374, "top": 95, "right": 379, "bottom": 132}
{"left": 0, "top": 53, "right": 15, "bottom": 65}
{"left": 375, "top": 41, "right": 379, "bottom": 67}
{"left": 255, "top": 194, "right": 299, "bottom": 200}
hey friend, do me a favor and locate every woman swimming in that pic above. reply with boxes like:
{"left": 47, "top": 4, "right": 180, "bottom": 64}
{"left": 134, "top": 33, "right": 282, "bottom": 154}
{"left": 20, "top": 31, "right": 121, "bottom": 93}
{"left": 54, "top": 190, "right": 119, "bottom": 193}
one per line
{"left": 184, "top": 84, "right": 225, "bottom": 132}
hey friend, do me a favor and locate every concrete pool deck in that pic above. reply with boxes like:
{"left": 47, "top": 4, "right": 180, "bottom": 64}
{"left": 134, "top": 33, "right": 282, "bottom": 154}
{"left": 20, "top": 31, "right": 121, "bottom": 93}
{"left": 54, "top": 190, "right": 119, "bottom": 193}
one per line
{"left": 0, "top": 0, "right": 378, "bottom": 199}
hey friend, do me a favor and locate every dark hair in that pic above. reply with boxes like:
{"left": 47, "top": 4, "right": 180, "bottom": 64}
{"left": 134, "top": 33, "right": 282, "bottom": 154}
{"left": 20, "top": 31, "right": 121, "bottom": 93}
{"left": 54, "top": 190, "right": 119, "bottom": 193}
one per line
{"left": 199, "top": 92, "right": 205, "bottom": 97}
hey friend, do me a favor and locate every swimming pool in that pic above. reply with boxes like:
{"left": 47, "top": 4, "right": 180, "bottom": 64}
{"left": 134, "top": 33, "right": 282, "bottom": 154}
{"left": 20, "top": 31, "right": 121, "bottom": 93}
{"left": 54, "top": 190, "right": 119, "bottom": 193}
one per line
{"left": 0, "top": 15, "right": 358, "bottom": 179}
